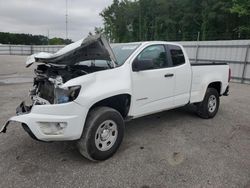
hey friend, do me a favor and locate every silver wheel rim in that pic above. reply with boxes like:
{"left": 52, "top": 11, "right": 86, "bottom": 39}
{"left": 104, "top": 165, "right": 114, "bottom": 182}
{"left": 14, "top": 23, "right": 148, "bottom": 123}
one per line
{"left": 208, "top": 95, "right": 217, "bottom": 113}
{"left": 95, "top": 120, "right": 118, "bottom": 151}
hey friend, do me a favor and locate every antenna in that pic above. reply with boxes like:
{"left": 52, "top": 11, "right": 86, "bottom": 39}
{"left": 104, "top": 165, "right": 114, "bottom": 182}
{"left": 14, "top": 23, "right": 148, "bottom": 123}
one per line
{"left": 65, "top": 0, "right": 68, "bottom": 39}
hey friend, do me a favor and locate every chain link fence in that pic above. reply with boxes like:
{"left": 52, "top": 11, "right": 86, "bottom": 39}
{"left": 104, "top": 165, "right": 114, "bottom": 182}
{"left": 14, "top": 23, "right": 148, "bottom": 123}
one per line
{"left": 0, "top": 40, "right": 250, "bottom": 84}
{"left": 178, "top": 40, "right": 250, "bottom": 84}
{"left": 0, "top": 45, "right": 63, "bottom": 55}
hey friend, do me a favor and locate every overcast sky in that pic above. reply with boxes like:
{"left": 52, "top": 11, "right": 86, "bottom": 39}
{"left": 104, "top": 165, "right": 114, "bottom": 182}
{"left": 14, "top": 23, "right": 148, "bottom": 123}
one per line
{"left": 0, "top": 0, "right": 113, "bottom": 41}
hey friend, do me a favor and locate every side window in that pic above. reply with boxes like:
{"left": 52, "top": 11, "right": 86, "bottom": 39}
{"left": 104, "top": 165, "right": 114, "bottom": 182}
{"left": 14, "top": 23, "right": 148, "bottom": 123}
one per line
{"left": 169, "top": 45, "right": 185, "bottom": 66}
{"left": 137, "top": 45, "right": 167, "bottom": 69}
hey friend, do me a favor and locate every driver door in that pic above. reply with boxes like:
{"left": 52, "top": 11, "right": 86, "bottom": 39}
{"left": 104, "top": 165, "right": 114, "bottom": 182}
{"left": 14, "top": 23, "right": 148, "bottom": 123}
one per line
{"left": 131, "top": 44, "right": 175, "bottom": 117}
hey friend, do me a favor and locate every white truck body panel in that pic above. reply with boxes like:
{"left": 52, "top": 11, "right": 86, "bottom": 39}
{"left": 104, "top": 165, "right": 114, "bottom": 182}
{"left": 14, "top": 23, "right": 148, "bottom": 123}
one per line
{"left": 190, "top": 65, "right": 229, "bottom": 103}
{"left": 1, "top": 38, "right": 230, "bottom": 141}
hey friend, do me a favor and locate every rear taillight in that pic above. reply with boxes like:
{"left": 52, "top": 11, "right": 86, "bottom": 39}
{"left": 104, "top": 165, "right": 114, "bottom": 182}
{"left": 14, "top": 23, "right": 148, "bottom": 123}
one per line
{"left": 228, "top": 68, "right": 231, "bottom": 82}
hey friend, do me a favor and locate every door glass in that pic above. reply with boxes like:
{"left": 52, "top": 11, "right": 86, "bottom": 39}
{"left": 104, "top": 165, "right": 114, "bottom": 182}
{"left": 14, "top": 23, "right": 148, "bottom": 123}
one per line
{"left": 169, "top": 45, "right": 185, "bottom": 66}
{"left": 137, "top": 45, "right": 167, "bottom": 69}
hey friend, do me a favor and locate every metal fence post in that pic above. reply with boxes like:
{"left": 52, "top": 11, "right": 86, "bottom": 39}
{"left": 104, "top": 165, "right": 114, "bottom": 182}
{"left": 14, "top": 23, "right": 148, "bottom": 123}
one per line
{"left": 9, "top": 45, "right": 11, "bottom": 55}
{"left": 195, "top": 44, "right": 199, "bottom": 63}
{"left": 241, "top": 44, "right": 250, "bottom": 83}
{"left": 30, "top": 45, "right": 33, "bottom": 54}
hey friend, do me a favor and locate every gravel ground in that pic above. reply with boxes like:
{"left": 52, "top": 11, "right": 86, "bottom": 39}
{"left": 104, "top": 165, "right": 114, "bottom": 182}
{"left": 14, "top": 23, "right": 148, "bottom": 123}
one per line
{"left": 0, "top": 55, "right": 249, "bottom": 188}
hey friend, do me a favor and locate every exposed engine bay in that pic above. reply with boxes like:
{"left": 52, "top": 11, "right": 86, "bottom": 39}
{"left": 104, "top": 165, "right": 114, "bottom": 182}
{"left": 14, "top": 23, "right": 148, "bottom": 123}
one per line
{"left": 30, "top": 63, "right": 107, "bottom": 105}
{"left": 24, "top": 34, "right": 117, "bottom": 106}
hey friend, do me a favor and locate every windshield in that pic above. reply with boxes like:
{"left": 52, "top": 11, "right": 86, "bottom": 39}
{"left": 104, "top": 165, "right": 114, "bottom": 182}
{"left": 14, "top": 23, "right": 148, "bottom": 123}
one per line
{"left": 78, "top": 43, "right": 141, "bottom": 68}
{"left": 111, "top": 43, "right": 141, "bottom": 65}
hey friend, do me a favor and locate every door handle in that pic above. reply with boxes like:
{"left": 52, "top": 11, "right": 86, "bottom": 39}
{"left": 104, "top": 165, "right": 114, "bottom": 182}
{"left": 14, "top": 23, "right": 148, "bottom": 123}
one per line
{"left": 164, "top": 73, "right": 174, "bottom": 78}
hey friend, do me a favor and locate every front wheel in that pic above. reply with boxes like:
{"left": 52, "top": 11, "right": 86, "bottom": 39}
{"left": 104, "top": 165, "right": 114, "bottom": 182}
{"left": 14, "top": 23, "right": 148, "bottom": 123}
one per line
{"left": 77, "top": 107, "right": 125, "bottom": 161}
{"left": 196, "top": 88, "right": 220, "bottom": 119}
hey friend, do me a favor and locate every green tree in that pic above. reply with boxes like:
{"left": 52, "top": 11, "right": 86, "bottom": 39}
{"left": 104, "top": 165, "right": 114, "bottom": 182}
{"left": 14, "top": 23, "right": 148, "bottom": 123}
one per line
{"left": 100, "top": 0, "right": 250, "bottom": 42}
{"left": 231, "top": 0, "right": 250, "bottom": 16}
{"left": 49, "top": 37, "right": 73, "bottom": 45}
{"left": 230, "top": 0, "right": 250, "bottom": 37}
{"left": 0, "top": 32, "right": 73, "bottom": 45}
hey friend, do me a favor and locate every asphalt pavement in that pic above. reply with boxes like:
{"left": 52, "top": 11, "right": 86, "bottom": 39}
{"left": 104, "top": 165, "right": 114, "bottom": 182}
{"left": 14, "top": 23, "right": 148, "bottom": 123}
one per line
{"left": 0, "top": 55, "right": 249, "bottom": 188}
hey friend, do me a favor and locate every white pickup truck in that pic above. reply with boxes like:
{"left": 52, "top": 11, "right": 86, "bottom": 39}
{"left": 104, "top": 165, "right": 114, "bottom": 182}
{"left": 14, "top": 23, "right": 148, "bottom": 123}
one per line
{"left": 1, "top": 35, "right": 230, "bottom": 161}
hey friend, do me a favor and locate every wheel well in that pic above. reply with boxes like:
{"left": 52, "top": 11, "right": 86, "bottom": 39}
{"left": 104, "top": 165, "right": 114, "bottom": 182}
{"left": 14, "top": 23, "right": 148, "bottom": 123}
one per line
{"left": 208, "top": 82, "right": 221, "bottom": 95}
{"left": 89, "top": 94, "right": 131, "bottom": 118}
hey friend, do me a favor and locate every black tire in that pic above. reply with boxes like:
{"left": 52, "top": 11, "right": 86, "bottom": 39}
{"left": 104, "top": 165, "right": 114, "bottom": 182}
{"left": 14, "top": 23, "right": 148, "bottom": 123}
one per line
{"left": 196, "top": 88, "right": 220, "bottom": 119}
{"left": 77, "top": 107, "right": 125, "bottom": 161}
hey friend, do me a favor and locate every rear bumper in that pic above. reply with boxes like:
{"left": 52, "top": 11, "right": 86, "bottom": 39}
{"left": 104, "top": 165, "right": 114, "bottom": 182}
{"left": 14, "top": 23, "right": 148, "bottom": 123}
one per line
{"left": 0, "top": 101, "right": 88, "bottom": 141}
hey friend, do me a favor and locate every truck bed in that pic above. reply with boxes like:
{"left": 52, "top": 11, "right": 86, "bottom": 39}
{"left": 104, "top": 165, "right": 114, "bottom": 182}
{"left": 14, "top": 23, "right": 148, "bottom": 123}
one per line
{"left": 190, "top": 63, "right": 229, "bottom": 103}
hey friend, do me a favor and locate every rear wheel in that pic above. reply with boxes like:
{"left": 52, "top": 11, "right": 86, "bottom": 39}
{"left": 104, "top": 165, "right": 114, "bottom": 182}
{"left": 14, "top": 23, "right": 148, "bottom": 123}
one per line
{"left": 196, "top": 88, "right": 220, "bottom": 119}
{"left": 77, "top": 107, "right": 124, "bottom": 161}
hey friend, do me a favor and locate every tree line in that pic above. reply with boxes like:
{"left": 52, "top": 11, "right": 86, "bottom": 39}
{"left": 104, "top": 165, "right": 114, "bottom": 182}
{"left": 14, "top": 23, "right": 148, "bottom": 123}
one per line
{"left": 0, "top": 32, "right": 73, "bottom": 45}
{"left": 100, "top": 0, "right": 250, "bottom": 42}
{"left": 1, "top": 0, "right": 249, "bottom": 44}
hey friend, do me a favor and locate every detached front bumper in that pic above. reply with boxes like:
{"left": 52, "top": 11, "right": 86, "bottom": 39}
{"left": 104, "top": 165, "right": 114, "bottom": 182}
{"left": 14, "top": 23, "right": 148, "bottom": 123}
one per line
{"left": 0, "top": 101, "right": 88, "bottom": 141}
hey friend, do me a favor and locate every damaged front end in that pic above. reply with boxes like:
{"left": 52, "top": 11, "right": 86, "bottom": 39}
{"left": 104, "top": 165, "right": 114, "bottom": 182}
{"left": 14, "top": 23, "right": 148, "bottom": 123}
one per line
{"left": 30, "top": 64, "right": 82, "bottom": 105}
{"left": 0, "top": 64, "right": 83, "bottom": 136}
{"left": 28, "top": 34, "right": 116, "bottom": 106}
{"left": 0, "top": 34, "right": 116, "bottom": 141}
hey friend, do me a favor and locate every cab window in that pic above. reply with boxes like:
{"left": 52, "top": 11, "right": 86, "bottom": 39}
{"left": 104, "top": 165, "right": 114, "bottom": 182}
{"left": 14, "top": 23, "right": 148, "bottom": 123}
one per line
{"left": 137, "top": 45, "right": 168, "bottom": 69}
{"left": 168, "top": 45, "right": 185, "bottom": 66}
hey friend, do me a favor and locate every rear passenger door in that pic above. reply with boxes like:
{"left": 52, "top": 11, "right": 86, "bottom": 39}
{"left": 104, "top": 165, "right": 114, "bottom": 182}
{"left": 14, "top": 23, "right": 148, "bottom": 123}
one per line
{"left": 167, "top": 44, "right": 192, "bottom": 106}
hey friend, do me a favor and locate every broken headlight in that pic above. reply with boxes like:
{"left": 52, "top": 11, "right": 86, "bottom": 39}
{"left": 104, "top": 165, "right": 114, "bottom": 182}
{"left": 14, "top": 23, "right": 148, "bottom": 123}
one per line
{"left": 54, "top": 85, "right": 81, "bottom": 104}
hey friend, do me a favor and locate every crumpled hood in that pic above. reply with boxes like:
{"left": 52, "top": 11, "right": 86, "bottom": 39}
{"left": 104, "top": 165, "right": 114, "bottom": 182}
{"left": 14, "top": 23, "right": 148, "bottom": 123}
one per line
{"left": 26, "top": 34, "right": 117, "bottom": 67}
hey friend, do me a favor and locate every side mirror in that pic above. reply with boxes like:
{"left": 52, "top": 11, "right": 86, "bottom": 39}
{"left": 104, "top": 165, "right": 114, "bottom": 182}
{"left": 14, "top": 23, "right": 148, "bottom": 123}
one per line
{"left": 132, "top": 59, "right": 154, "bottom": 72}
